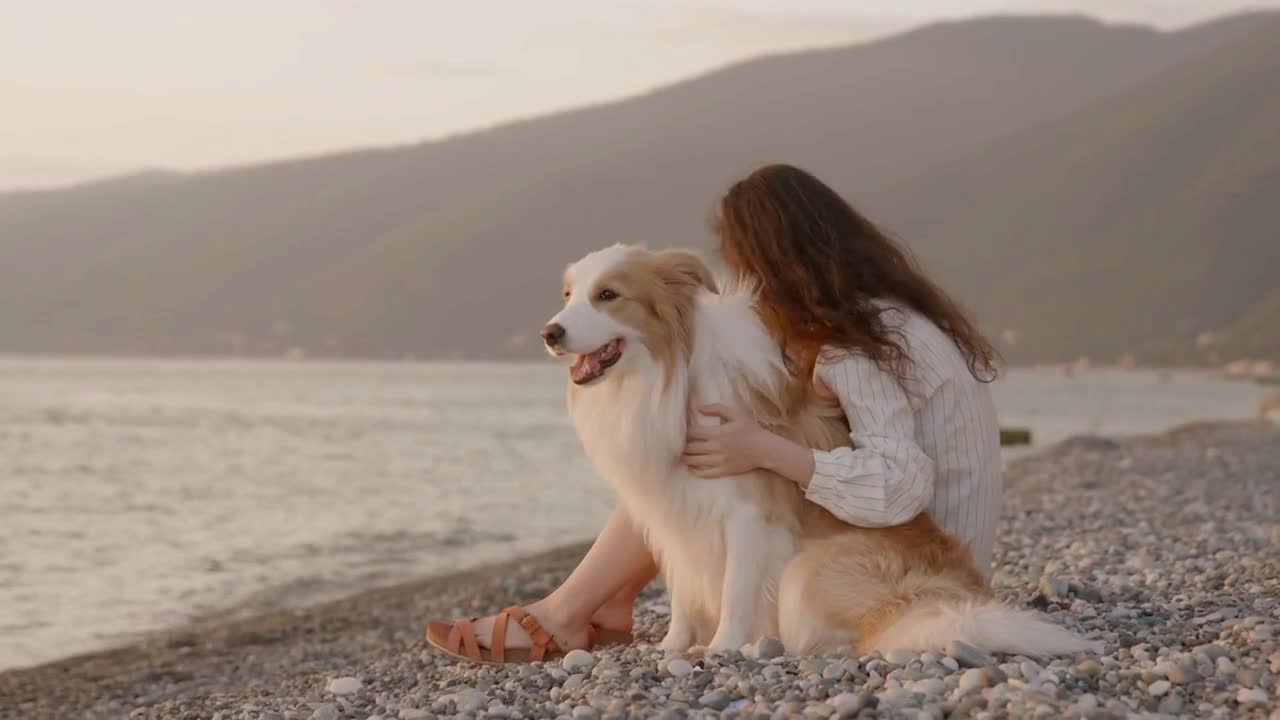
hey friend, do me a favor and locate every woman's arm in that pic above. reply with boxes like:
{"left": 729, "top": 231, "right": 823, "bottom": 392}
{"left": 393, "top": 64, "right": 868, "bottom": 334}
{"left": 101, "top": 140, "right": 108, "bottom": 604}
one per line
{"left": 684, "top": 407, "right": 817, "bottom": 484}
{"left": 805, "top": 353, "right": 936, "bottom": 526}
{"left": 685, "top": 353, "right": 935, "bottom": 528}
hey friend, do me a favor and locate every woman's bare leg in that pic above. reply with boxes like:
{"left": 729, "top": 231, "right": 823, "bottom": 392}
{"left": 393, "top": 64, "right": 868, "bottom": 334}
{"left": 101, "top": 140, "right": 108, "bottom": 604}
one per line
{"left": 468, "top": 507, "right": 657, "bottom": 650}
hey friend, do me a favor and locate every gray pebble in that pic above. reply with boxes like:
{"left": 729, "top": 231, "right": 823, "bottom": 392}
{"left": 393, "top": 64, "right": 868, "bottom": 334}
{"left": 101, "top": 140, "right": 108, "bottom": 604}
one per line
{"left": 666, "top": 659, "right": 693, "bottom": 678}
{"left": 947, "top": 640, "right": 994, "bottom": 668}
{"left": 562, "top": 674, "right": 585, "bottom": 692}
{"left": 958, "top": 668, "right": 989, "bottom": 694}
{"left": 1039, "top": 575, "right": 1070, "bottom": 599}
{"left": 698, "top": 689, "right": 731, "bottom": 711}
{"left": 1237, "top": 688, "right": 1269, "bottom": 705}
{"left": 1075, "top": 658, "right": 1102, "bottom": 677}
{"left": 562, "top": 649, "right": 595, "bottom": 672}
{"left": 325, "top": 677, "right": 363, "bottom": 696}
{"left": 914, "top": 677, "right": 945, "bottom": 696}
{"left": 885, "top": 649, "right": 917, "bottom": 665}
{"left": 1166, "top": 662, "right": 1198, "bottom": 684}
{"left": 457, "top": 689, "right": 487, "bottom": 713}
{"left": 757, "top": 636, "right": 785, "bottom": 659}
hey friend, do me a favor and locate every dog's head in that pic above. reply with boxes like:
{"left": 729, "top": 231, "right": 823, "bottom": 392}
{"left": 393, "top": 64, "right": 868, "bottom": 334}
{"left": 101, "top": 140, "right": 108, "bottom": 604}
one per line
{"left": 543, "top": 244, "right": 717, "bottom": 386}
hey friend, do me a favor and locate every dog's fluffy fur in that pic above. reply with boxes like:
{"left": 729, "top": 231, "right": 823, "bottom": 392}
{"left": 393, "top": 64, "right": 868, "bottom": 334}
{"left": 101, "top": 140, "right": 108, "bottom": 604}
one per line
{"left": 546, "top": 244, "right": 1097, "bottom": 657}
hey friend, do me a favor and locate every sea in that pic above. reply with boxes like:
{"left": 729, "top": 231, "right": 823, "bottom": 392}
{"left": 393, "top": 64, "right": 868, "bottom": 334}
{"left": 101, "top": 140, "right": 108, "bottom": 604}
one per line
{"left": 0, "top": 357, "right": 1269, "bottom": 670}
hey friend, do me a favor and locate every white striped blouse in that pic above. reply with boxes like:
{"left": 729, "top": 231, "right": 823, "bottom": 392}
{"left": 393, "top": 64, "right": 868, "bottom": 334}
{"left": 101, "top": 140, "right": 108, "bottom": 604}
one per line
{"left": 805, "top": 301, "right": 1003, "bottom": 575}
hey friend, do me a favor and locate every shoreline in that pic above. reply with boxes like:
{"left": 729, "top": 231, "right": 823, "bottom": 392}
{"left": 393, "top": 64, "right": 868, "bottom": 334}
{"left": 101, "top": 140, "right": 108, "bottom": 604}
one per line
{"left": 0, "top": 415, "right": 1073, "bottom": 677}
{"left": 3, "top": 420, "right": 1278, "bottom": 718}
{"left": 0, "top": 352, "right": 1259, "bottom": 375}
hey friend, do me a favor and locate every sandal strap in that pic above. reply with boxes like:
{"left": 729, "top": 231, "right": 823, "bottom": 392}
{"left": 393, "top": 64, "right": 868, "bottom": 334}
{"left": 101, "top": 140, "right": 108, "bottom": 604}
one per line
{"left": 491, "top": 609, "right": 510, "bottom": 663}
{"left": 504, "top": 606, "right": 561, "bottom": 661}
{"left": 447, "top": 617, "right": 483, "bottom": 661}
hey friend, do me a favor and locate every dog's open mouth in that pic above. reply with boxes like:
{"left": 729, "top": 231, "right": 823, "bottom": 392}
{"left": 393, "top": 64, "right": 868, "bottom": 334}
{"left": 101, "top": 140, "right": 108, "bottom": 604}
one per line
{"left": 570, "top": 338, "right": 625, "bottom": 385}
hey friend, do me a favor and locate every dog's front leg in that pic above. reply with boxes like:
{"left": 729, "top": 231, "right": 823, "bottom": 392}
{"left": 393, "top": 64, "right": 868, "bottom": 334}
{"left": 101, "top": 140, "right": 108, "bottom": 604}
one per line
{"left": 660, "top": 579, "right": 697, "bottom": 652}
{"left": 707, "top": 510, "right": 772, "bottom": 652}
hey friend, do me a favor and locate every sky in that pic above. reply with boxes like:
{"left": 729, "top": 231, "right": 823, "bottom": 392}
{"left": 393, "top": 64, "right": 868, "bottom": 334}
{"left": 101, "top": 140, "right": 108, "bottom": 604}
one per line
{"left": 0, "top": 0, "right": 1272, "bottom": 190}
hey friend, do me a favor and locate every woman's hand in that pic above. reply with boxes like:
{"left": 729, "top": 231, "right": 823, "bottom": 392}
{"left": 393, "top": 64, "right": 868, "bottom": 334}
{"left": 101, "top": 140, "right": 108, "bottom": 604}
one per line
{"left": 683, "top": 404, "right": 772, "bottom": 478}
{"left": 683, "top": 403, "right": 819, "bottom": 485}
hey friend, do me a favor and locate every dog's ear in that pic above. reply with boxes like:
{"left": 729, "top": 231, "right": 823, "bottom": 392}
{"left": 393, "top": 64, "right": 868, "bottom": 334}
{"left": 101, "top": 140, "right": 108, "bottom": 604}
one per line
{"left": 652, "top": 249, "right": 718, "bottom": 295}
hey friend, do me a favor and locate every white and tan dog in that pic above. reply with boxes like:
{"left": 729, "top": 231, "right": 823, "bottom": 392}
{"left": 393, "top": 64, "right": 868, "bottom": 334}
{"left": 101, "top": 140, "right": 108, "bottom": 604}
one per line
{"left": 544, "top": 244, "right": 1096, "bottom": 657}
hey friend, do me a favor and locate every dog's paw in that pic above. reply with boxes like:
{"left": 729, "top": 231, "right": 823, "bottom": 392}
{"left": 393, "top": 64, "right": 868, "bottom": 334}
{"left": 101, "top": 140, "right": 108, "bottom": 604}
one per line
{"left": 707, "top": 632, "right": 748, "bottom": 654}
{"left": 659, "top": 631, "right": 694, "bottom": 654}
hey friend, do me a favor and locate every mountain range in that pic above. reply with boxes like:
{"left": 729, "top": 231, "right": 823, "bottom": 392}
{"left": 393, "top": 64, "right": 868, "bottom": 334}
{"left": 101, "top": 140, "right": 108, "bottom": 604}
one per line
{"left": 1, "top": 11, "right": 1276, "bottom": 365}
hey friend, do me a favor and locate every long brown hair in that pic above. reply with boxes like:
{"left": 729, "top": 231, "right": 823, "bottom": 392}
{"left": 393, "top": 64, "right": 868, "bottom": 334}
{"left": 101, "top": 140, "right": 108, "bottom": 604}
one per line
{"left": 716, "top": 163, "right": 999, "bottom": 389}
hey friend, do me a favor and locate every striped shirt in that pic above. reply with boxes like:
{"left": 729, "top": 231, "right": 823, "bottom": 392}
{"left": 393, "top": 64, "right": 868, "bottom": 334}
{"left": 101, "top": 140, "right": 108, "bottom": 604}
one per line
{"left": 805, "top": 302, "right": 1003, "bottom": 574}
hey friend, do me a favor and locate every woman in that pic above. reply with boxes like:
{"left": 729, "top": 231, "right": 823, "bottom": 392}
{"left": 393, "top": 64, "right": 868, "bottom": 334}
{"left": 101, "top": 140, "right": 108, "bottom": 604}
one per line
{"left": 428, "top": 164, "right": 1003, "bottom": 662}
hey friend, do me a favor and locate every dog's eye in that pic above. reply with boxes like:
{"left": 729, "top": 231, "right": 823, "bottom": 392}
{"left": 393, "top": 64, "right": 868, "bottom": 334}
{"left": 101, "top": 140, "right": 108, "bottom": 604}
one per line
{"left": 597, "top": 289, "right": 619, "bottom": 302}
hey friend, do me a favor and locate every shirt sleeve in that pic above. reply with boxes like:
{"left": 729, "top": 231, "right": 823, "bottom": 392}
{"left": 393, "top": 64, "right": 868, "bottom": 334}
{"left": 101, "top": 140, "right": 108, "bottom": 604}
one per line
{"left": 805, "top": 352, "right": 936, "bottom": 528}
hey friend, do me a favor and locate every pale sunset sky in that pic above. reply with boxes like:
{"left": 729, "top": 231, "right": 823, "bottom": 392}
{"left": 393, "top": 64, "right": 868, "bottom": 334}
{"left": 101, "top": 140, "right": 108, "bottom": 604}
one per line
{"left": 0, "top": 0, "right": 1272, "bottom": 190}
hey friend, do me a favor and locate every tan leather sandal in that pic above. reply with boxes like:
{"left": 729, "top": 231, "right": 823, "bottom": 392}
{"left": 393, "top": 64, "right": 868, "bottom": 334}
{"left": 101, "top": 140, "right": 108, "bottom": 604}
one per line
{"left": 425, "top": 606, "right": 632, "bottom": 664}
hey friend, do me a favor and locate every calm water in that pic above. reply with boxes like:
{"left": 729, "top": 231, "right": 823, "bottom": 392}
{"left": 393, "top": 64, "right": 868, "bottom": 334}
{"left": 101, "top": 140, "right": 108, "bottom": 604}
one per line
{"left": 0, "top": 358, "right": 1268, "bottom": 670}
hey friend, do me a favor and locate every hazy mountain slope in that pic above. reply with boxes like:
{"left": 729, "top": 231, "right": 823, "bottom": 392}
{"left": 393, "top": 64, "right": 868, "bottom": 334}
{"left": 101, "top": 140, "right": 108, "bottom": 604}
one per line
{"left": 883, "top": 16, "right": 1280, "bottom": 363}
{"left": 1215, "top": 289, "right": 1280, "bottom": 363}
{"left": 0, "top": 13, "right": 1273, "bottom": 360}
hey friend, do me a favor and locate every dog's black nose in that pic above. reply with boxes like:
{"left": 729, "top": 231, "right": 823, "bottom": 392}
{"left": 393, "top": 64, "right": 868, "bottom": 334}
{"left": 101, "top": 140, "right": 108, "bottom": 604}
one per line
{"left": 541, "top": 323, "right": 566, "bottom": 346}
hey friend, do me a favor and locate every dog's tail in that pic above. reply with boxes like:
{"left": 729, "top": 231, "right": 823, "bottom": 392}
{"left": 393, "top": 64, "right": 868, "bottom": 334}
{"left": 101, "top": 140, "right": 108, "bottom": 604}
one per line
{"left": 869, "top": 600, "right": 1101, "bottom": 659}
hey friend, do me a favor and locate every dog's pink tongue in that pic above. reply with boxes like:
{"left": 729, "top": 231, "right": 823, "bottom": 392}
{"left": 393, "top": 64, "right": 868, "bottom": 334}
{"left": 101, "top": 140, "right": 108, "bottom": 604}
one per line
{"left": 570, "top": 354, "right": 599, "bottom": 383}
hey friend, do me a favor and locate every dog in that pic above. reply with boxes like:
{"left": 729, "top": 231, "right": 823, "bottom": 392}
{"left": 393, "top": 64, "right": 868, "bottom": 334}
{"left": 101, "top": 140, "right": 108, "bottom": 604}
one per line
{"left": 544, "top": 243, "right": 1096, "bottom": 657}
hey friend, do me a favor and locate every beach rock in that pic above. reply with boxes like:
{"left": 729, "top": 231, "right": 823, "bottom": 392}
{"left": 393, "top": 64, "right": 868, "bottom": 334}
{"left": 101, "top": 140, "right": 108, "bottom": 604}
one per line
{"left": 325, "top": 677, "right": 363, "bottom": 695}
{"left": 828, "top": 692, "right": 865, "bottom": 712}
{"left": 958, "top": 668, "right": 990, "bottom": 694}
{"left": 562, "top": 648, "right": 595, "bottom": 672}
{"left": 947, "top": 640, "right": 994, "bottom": 668}
{"left": 1075, "top": 658, "right": 1102, "bottom": 677}
{"left": 1237, "top": 687, "right": 1269, "bottom": 705}
{"left": 311, "top": 705, "right": 340, "bottom": 720}
{"left": 1039, "top": 575, "right": 1070, "bottom": 600}
{"left": 456, "top": 689, "right": 486, "bottom": 713}
{"left": 886, "top": 649, "right": 917, "bottom": 665}
{"left": 698, "top": 689, "right": 731, "bottom": 710}
{"left": 914, "top": 677, "right": 945, "bottom": 696}
{"left": 757, "top": 636, "right": 785, "bottom": 659}
{"left": 666, "top": 659, "right": 693, "bottom": 678}
{"left": 1216, "top": 656, "right": 1237, "bottom": 677}
{"left": 562, "top": 673, "right": 585, "bottom": 692}
{"left": 1147, "top": 680, "right": 1171, "bottom": 696}
{"left": 1166, "top": 662, "right": 1197, "bottom": 684}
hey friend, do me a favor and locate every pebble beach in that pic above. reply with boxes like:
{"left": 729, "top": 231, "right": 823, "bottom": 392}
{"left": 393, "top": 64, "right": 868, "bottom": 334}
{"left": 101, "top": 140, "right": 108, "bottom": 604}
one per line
{"left": 2, "top": 420, "right": 1278, "bottom": 719}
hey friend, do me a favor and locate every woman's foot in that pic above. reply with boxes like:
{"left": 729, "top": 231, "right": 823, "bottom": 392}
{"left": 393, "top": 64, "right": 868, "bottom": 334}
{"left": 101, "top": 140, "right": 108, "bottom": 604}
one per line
{"left": 463, "top": 594, "right": 634, "bottom": 652}
{"left": 588, "top": 595, "right": 635, "bottom": 636}
{"left": 463, "top": 599, "right": 590, "bottom": 652}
